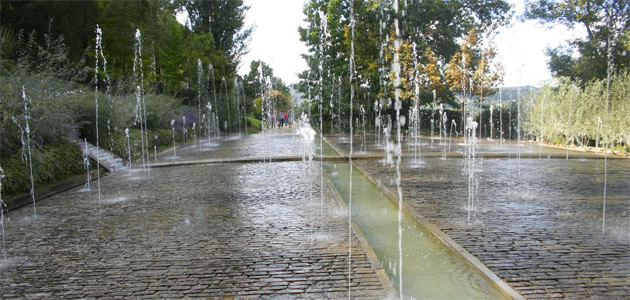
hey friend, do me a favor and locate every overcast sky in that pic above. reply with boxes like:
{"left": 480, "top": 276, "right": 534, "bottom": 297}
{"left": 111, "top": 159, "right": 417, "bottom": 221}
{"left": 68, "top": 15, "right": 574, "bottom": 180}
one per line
{"left": 236, "top": 0, "right": 584, "bottom": 87}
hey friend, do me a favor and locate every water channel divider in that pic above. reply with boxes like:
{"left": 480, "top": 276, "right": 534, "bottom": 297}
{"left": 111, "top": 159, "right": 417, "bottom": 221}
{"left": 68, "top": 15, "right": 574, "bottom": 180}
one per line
{"left": 322, "top": 136, "right": 524, "bottom": 299}
{"left": 351, "top": 162, "right": 525, "bottom": 300}
{"left": 322, "top": 171, "right": 399, "bottom": 298}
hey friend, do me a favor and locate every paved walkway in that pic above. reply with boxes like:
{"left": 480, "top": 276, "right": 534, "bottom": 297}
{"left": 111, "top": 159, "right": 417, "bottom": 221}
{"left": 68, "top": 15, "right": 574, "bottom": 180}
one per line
{"left": 342, "top": 135, "right": 630, "bottom": 299}
{"left": 0, "top": 129, "right": 390, "bottom": 299}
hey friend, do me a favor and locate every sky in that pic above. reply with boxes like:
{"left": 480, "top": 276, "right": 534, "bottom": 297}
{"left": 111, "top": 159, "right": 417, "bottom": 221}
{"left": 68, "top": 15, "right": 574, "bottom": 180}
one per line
{"left": 237, "top": 0, "right": 309, "bottom": 85}
{"left": 236, "top": 0, "right": 585, "bottom": 87}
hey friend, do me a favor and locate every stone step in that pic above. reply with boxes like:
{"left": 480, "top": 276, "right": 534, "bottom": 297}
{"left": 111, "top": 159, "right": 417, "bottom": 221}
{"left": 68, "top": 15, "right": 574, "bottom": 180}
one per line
{"left": 74, "top": 139, "right": 126, "bottom": 172}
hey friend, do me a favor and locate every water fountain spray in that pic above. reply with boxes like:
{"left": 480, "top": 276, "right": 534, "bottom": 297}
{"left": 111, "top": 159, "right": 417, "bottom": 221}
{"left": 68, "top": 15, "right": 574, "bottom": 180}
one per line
{"left": 192, "top": 122, "right": 197, "bottom": 147}
{"left": 318, "top": 11, "right": 328, "bottom": 217}
{"left": 83, "top": 139, "right": 91, "bottom": 189}
{"left": 489, "top": 104, "right": 494, "bottom": 140}
{"left": 499, "top": 89, "right": 504, "bottom": 148}
{"left": 171, "top": 119, "right": 176, "bottom": 158}
{"left": 134, "top": 85, "right": 146, "bottom": 168}
{"left": 517, "top": 86, "right": 521, "bottom": 176}
{"left": 602, "top": 6, "right": 616, "bottom": 235}
{"left": 450, "top": 119, "right": 457, "bottom": 152}
{"left": 392, "top": 2, "right": 405, "bottom": 295}
{"left": 465, "top": 116, "right": 478, "bottom": 224}
{"left": 348, "top": 2, "right": 356, "bottom": 297}
{"left": 442, "top": 111, "right": 448, "bottom": 159}
{"left": 183, "top": 116, "right": 187, "bottom": 146}
{"left": 319, "top": 102, "right": 324, "bottom": 214}
{"left": 222, "top": 77, "right": 231, "bottom": 136}
{"left": 431, "top": 89, "right": 436, "bottom": 147}
{"left": 410, "top": 42, "right": 422, "bottom": 164}
{"left": 209, "top": 64, "right": 218, "bottom": 136}
{"left": 204, "top": 113, "right": 210, "bottom": 140}
{"left": 197, "top": 59, "right": 204, "bottom": 145}
{"left": 360, "top": 105, "right": 366, "bottom": 153}
{"left": 1, "top": 167, "right": 6, "bottom": 261}
{"left": 234, "top": 77, "right": 242, "bottom": 135}
{"left": 437, "top": 103, "right": 446, "bottom": 145}
{"left": 125, "top": 128, "right": 131, "bottom": 168}
{"left": 338, "top": 76, "right": 343, "bottom": 135}
{"left": 13, "top": 87, "right": 37, "bottom": 216}
{"left": 94, "top": 25, "right": 106, "bottom": 204}
{"left": 134, "top": 29, "right": 149, "bottom": 174}
{"left": 239, "top": 80, "right": 246, "bottom": 134}
{"left": 107, "top": 119, "right": 113, "bottom": 153}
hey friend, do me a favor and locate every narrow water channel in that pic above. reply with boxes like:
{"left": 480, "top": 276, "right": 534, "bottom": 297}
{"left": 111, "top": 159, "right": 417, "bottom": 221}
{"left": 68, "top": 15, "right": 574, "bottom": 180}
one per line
{"left": 323, "top": 162, "right": 509, "bottom": 299}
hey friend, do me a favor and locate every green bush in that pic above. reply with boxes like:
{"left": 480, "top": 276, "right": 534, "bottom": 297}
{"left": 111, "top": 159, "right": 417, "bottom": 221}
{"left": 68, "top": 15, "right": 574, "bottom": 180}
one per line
{"left": 524, "top": 73, "right": 630, "bottom": 150}
{"left": 0, "top": 73, "right": 80, "bottom": 154}
{"left": 1, "top": 142, "right": 83, "bottom": 197}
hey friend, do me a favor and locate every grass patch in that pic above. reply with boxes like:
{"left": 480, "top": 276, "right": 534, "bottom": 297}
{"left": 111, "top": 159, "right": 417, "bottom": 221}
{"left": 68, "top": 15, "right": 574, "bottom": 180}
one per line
{"left": 246, "top": 116, "right": 265, "bottom": 134}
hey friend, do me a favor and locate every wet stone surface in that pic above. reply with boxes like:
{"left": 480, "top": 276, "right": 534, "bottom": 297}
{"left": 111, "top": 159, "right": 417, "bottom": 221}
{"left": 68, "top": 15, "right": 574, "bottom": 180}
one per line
{"left": 160, "top": 128, "right": 313, "bottom": 162}
{"left": 328, "top": 133, "right": 629, "bottom": 160}
{"left": 0, "top": 155, "right": 389, "bottom": 298}
{"left": 355, "top": 154, "right": 630, "bottom": 299}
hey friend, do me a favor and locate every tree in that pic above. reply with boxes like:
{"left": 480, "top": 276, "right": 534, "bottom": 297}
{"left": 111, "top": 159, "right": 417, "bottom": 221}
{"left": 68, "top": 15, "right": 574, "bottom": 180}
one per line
{"left": 445, "top": 29, "right": 503, "bottom": 135}
{"left": 174, "top": 0, "right": 252, "bottom": 71}
{"left": 0, "top": 0, "right": 100, "bottom": 62}
{"left": 381, "top": 29, "right": 414, "bottom": 103}
{"left": 525, "top": 0, "right": 630, "bottom": 84}
{"left": 445, "top": 29, "right": 502, "bottom": 103}
{"left": 243, "top": 60, "right": 288, "bottom": 98}
{"left": 298, "top": 0, "right": 512, "bottom": 132}
{"left": 243, "top": 60, "right": 290, "bottom": 119}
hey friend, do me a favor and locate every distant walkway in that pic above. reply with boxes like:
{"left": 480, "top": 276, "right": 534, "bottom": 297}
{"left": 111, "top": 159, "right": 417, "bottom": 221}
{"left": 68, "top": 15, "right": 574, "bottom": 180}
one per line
{"left": 1, "top": 129, "right": 390, "bottom": 299}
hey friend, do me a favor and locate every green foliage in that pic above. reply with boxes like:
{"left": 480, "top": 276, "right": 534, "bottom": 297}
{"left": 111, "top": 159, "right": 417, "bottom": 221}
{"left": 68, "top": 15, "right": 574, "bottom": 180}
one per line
{"left": 298, "top": 0, "right": 511, "bottom": 132}
{"left": 174, "top": 0, "right": 252, "bottom": 69}
{"left": 0, "top": 73, "right": 79, "bottom": 154}
{"left": 246, "top": 116, "right": 263, "bottom": 131}
{"left": 523, "top": 73, "right": 630, "bottom": 150}
{"left": 0, "top": 0, "right": 252, "bottom": 196}
{"left": 242, "top": 60, "right": 291, "bottom": 117}
{"left": 0, "top": 142, "right": 83, "bottom": 197}
{"left": 0, "top": 1, "right": 100, "bottom": 62}
{"left": 525, "top": 0, "right": 630, "bottom": 84}
{"left": 145, "top": 94, "right": 183, "bottom": 129}
{"left": 445, "top": 29, "right": 503, "bottom": 108}
{"left": 0, "top": 25, "right": 18, "bottom": 61}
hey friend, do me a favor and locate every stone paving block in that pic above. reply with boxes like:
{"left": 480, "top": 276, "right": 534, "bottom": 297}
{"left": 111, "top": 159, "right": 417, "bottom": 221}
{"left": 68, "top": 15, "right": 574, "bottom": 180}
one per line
{"left": 355, "top": 157, "right": 630, "bottom": 298}
{"left": 1, "top": 159, "right": 389, "bottom": 298}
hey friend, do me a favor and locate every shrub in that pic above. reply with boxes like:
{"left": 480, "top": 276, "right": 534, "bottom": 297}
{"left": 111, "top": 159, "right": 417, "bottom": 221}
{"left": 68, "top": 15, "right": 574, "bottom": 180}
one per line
{"left": 0, "top": 142, "right": 83, "bottom": 198}
{"left": 0, "top": 73, "right": 80, "bottom": 154}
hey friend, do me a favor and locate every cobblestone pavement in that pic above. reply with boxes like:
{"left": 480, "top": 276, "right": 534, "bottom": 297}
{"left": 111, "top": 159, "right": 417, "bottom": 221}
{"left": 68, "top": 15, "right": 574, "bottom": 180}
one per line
{"left": 159, "top": 128, "right": 323, "bottom": 163}
{"left": 0, "top": 134, "right": 390, "bottom": 298}
{"left": 327, "top": 134, "right": 626, "bottom": 159}
{"left": 355, "top": 155, "right": 630, "bottom": 299}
